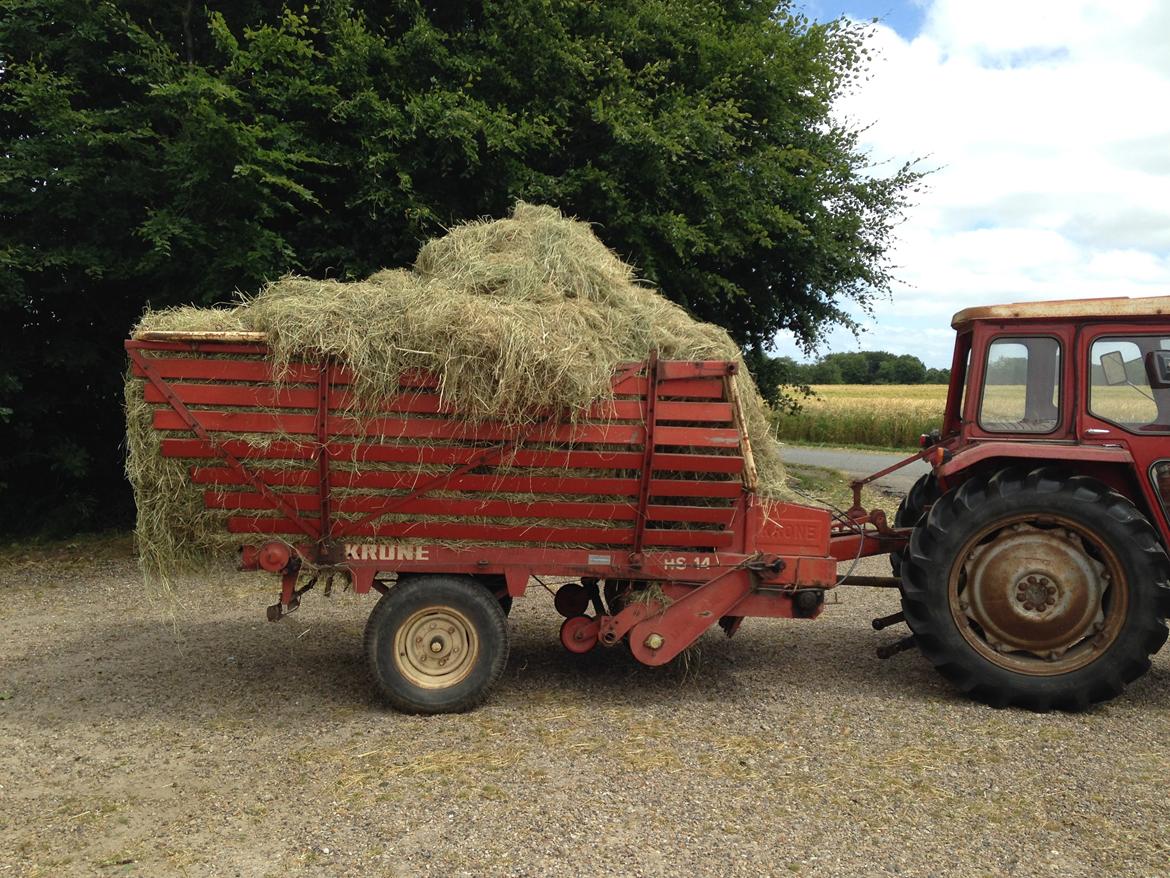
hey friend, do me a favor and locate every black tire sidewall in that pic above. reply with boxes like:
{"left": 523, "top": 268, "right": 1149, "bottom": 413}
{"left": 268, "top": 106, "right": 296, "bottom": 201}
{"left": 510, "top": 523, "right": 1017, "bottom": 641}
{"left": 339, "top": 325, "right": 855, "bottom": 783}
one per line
{"left": 891, "top": 473, "right": 939, "bottom": 577}
{"left": 365, "top": 576, "right": 509, "bottom": 714}
{"left": 901, "top": 468, "right": 1169, "bottom": 710}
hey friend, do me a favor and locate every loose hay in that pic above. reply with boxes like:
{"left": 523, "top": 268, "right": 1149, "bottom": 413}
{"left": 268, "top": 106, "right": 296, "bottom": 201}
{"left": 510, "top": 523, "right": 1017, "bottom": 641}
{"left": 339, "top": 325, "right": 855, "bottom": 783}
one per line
{"left": 126, "top": 203, "right": 789, "bottom": 586}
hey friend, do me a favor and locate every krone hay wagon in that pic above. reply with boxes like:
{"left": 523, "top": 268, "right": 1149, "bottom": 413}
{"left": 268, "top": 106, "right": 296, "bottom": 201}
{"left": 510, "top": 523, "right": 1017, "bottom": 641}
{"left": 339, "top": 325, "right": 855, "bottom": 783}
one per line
{"left": 127, "top": 297, "right": 1170, "bottom": 713}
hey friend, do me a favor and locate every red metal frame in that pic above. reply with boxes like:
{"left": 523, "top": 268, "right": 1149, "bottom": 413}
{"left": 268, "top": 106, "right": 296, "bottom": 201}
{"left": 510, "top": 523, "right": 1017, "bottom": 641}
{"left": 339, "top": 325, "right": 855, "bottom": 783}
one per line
{"left": 128, "top": 337, "right": 903, "bottom": 659}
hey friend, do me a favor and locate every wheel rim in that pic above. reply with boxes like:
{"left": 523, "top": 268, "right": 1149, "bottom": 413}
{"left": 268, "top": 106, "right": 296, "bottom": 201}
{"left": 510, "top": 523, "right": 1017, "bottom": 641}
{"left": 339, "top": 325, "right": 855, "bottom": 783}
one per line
{"left": 392, "top": 606, "right": 480, "bottom": 689}
{"left": 948, "top": 515, "right": 1127, "bottom": 675}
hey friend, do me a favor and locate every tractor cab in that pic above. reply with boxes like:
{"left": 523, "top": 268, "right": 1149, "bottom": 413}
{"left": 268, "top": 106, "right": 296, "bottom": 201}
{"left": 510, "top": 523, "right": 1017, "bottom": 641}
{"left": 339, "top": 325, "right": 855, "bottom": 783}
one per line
{"left": 926, "top": 296, "right": 1170, "bottom": 539}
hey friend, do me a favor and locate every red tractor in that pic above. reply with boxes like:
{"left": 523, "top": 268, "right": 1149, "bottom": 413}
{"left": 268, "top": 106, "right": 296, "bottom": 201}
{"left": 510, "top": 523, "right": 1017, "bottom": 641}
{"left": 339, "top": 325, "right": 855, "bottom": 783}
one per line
{"left": 884, "top": 296, "right": 1170, "bottom": 710}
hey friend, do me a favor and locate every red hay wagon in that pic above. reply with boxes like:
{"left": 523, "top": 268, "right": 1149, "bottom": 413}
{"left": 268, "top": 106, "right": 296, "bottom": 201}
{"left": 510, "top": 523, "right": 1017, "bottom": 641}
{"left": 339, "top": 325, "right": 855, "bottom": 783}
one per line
{"left": 127, "top": 330, "right": 901, "bottom": 712}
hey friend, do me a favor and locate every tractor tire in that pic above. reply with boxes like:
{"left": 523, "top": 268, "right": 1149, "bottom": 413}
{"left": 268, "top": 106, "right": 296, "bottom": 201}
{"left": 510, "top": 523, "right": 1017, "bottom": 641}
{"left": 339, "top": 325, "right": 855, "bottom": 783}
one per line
{"left": 364, "top": 575, "right": 510, "bottom": 714}
{"left": 890, "top": 473, "right": 940, "bottom": 578}
{"left": 900, "top": 466, "right": 1170, "bottom": 711}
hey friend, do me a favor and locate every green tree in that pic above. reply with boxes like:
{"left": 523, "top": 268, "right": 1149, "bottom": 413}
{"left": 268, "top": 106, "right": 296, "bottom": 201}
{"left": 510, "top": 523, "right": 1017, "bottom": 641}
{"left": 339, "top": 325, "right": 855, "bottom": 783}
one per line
{"left": 875, "top": 354, "right": 926, "bottom": 384}
{"left": 806, "top": 359, "right": 844, "bottom": 384}
{"left": 1, "top": 0, "right": 921, "bottom": 533}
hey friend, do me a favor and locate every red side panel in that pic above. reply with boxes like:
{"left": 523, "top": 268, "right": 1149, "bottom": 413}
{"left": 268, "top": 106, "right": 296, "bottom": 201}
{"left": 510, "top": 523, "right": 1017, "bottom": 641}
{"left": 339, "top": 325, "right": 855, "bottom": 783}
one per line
{"left": 127, "top": 341, "right": 749, "bottom": 553}
{"left": 754, "top": 500, "right": 832, "bottom": 556}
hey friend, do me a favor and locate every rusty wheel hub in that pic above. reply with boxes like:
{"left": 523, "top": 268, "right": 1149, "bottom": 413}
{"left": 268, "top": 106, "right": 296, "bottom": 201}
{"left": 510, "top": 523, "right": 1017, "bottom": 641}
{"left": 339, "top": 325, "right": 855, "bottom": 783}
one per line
{"left": 393, "top": 607, "right": 479, "bottom": 689}
{"left": 955, "top": 522, "right": 1116, "bottom": 671}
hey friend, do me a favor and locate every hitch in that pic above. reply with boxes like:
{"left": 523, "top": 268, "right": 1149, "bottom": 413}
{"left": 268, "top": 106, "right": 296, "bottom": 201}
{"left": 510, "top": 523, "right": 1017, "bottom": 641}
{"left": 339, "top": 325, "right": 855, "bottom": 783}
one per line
{"left": 846, "top": 448, "right": 935, "bottom": 519}
{"left": 871, "top": 610, "right": 905, "bottom": 630}
{"left": 266, "top": 558, "right": 316, "bottom": 622}
{"left": 876, "top": 634, "right": 916, "bottom": 659}
{"left": 743, "top": 553, "right": 786, "bottom": 575}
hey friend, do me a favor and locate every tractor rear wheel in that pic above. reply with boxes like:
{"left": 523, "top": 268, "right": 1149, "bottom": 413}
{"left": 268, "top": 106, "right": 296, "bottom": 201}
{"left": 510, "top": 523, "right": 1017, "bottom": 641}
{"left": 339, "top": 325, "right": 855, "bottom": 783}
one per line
{"left": 890, "top": 473, "right": 939, "bottom": 578}
{"left": 900, "top": 467, "right": 1169, "bottom": 711}
{"left": 364, "top": 575, "right": 510, "bottom": 714}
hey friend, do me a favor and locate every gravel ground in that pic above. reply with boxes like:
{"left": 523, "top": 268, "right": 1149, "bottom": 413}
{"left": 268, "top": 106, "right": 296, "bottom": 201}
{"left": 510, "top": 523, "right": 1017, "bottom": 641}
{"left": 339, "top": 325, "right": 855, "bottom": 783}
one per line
{"left": 1, "top": 540, "right": 1169, "bottom": 878}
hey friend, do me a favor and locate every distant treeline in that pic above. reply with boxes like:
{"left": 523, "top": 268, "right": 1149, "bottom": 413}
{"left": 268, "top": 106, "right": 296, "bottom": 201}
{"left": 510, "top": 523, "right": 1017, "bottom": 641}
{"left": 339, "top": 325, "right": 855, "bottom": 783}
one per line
{"left": 773, "top": 351, "right": 951, "bottom": 385}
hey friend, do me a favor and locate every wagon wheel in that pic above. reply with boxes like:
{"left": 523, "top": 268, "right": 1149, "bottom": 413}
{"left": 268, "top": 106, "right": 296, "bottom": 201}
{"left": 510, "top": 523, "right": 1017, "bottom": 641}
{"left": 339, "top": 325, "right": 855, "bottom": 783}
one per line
{"left": 900, "top": 467, "right": 1169, "bottom": 711}
{"left": 363, "top": 575, "right": 510, "bottom": 714}
{"left": 890, "top": 472, "right": 939, "bottom": 577}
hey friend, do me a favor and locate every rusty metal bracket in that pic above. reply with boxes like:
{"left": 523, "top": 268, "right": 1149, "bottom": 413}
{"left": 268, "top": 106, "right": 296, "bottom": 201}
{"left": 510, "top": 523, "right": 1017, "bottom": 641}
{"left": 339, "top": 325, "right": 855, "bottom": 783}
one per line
{"left": 628, "top": 568, "right": 754, "bottom": 665}
{"left": 596, "top": 599, "right": 664, "bottom": 646}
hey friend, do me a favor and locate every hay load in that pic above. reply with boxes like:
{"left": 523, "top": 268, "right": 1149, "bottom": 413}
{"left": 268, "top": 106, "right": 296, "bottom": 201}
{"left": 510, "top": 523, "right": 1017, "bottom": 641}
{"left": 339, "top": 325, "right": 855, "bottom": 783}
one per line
{"left": 126, "top": 203, "right": 788, "bottom": 583}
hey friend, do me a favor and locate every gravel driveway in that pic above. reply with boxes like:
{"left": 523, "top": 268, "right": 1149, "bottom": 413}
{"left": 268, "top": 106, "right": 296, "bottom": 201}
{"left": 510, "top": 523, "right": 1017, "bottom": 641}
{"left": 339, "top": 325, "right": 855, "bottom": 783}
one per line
{"left": 1, "top": 541, "right": 1168, "bottom": 877}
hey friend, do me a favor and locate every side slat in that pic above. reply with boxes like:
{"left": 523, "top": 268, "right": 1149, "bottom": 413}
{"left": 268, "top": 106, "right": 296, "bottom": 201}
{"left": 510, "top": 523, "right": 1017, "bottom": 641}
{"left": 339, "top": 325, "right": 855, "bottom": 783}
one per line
{"left": 153, "top": 410, "right": 646, "bottom": 444}
{"left": 132, "top": 358, "right": 323, "bottom": 384}
{"left": 657, "top": 361, "right": 735, "bottom": 379}
{"left": 649, "top": 479, "right": 741, "bottom": 498}
{"left": 191, "top": 467, "right": 317, "bottom": 487}
{"left": 228, "top": 518, "right": 735, "bottom": 548}
{"left": 145, "top": 383, "right": 734, "bottom": 423}
{"left": 165, "top": 438, "right": 645, "bottom": 470}
{"left": 192, "top": 468, "right": 639, "bottom": 495}
{"left": 162, "top": 438, "right": 317, "bottom": 460}
{"left": 652, "top": 453, "right": 744, "bottom": 474}
{"left": 204, "top": 492, "right": 734, "bottom": 525}
{"left": 192, "top": 470, "right": 740, "bottom": 497}
{"left": 131, "top": 354, "right": 724, "bottom": 398}
{"left": 334, "top": 472, "right": 641, "bottom": 496}
{"left": 654, "top": 425, "right": 742, "bottom": 448}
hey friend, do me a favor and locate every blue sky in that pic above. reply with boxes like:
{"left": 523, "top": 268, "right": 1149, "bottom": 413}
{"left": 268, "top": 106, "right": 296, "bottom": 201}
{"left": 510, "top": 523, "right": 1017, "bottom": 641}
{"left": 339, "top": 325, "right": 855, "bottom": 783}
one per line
{"left": 804, "top": 0, "right": 926, "bottom": 38}
{"left": 783, "top": 0, "right": 1170, "bottom": 367}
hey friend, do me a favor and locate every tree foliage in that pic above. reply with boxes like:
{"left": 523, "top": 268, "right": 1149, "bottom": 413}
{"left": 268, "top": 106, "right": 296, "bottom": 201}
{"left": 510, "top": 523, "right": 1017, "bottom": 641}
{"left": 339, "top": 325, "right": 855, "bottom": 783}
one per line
{"left": 0, "top": 0, "right": 921, "bottom": 533}
{"left": 775, "top": 351, "right": 949, "bottom": 386}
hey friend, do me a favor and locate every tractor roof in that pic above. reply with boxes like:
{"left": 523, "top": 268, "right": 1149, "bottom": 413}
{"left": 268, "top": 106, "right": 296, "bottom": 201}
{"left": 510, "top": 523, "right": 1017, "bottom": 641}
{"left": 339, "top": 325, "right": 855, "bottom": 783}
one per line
{"left": 952, "top": 295, "right": 1170, "bottom": 329}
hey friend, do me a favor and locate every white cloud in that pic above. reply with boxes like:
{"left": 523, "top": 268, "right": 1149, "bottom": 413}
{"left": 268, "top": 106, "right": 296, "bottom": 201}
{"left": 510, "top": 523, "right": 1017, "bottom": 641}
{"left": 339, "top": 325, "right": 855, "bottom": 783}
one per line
{"left": 793, "top": 0, "right": 1170, "bottom": 366}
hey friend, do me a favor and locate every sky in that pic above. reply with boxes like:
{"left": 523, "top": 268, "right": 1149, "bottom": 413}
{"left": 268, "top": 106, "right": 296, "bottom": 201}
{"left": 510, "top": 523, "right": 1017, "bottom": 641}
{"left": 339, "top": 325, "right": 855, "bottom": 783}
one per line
{"left": 785, "top": 0, "right": 1170, "bottom": 367}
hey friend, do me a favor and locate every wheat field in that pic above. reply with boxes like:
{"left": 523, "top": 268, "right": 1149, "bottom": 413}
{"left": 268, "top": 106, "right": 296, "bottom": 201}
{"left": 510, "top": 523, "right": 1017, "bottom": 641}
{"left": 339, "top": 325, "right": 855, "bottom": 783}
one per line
{"left": 774, "top": 384, "right": 947, "bottom": 449}
{"left": 774, "top": 383, "right": 1165, "bottom": 449}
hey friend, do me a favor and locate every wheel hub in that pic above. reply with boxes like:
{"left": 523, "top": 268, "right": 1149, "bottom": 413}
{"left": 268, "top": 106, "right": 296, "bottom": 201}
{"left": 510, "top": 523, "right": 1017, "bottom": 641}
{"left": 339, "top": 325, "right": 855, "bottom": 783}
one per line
{"left": 962, "top": 524, "right": 1106, "bottom": 657}
{"left": 393, "top": 607, "right": 479, "bottom": 689}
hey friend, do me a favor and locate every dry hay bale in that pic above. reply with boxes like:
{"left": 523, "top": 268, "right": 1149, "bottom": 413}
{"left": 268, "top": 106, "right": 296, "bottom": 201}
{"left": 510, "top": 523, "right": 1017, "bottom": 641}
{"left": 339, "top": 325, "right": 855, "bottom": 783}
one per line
{"left": 243, "top": 270, "right": 620, "bottom": 425}
{"left": 127, "top": 202, "right": 789, "bottom": 585}
{"left": 414, "top": 202, "right": 636, "bottom": 306}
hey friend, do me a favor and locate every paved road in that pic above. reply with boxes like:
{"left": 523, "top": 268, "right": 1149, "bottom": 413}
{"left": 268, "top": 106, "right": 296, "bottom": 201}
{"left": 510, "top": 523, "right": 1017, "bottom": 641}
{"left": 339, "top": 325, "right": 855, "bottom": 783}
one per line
{"left": 779, "top": 445, "right": 930, "bottom": 494}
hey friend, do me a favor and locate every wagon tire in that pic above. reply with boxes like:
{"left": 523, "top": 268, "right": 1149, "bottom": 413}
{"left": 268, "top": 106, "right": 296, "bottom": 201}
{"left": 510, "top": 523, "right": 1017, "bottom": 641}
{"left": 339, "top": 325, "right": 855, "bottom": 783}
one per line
{"left": 363, "top": 575, "right": 510, "bottom": 714}
{"left": 900, "top": 466, "right": 1170, "bottom": 711}
{"left": 890, "top": 473, "right": 940, "bottom": 578}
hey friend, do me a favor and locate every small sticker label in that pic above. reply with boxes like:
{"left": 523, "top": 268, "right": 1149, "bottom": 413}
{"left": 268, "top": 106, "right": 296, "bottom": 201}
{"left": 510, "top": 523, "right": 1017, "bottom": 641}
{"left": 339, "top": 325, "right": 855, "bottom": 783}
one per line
{"left": 587, "top": 554, "right": 612, "bottom": 566}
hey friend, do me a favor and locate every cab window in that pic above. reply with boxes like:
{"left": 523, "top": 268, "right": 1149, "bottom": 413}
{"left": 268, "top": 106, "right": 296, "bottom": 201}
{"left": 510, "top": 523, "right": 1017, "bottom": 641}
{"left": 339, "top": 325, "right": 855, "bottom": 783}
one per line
{"left": 1089, "top": 337, "right": 1170, "bottom": 433}
{"left": 979, "top": 337, "right": 1061, "bottom": 433}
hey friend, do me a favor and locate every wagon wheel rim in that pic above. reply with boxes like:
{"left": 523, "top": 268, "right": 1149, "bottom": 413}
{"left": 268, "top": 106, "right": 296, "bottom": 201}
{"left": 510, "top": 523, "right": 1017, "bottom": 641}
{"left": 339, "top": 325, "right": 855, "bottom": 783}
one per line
{"left": 948, "top": 515, "right": 1127, "bottom": 675}
{"left": 393, "top": 606, "right": 480, "bottom": 689}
